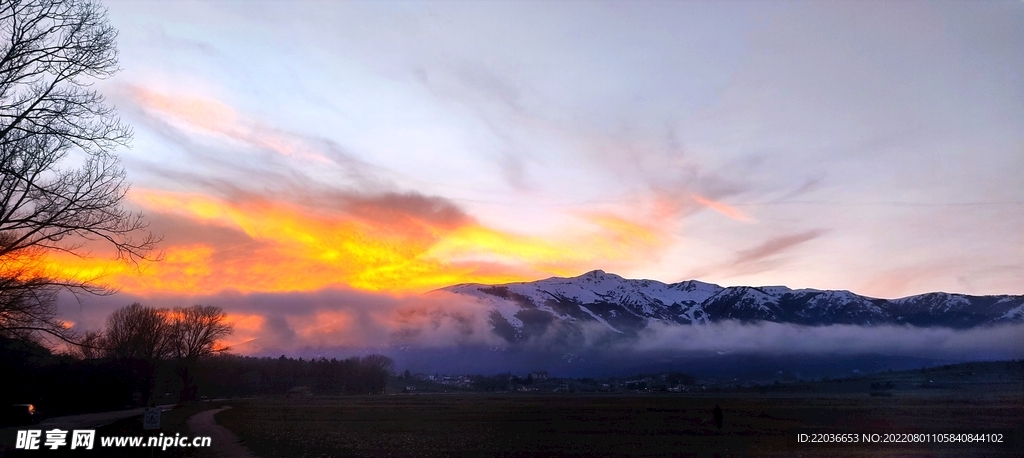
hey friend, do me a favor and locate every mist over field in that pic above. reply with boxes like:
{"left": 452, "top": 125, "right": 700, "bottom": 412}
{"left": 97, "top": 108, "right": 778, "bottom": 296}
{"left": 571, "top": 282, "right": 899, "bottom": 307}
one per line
{"left": 59, "top": 287, "right": 1024, "bottom": 378}
{"left": 631, "top": 321, "right": 1024, "bottom": 360}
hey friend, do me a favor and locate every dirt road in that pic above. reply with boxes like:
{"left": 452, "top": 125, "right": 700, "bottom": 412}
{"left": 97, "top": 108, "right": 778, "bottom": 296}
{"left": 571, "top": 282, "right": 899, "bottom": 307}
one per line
{"left": 186, "top": 406, "right": 254, "bottom": 458}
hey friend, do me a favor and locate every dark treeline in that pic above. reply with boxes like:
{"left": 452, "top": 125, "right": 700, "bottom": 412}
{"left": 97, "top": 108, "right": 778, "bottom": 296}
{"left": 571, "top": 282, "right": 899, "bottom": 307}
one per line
{"left": 0, "top": 336, "right": 396, "bottom": 417}
{"left": 0, "top": 337, "right": 141, "bottom": 416}
{"left": 1, "top": 301, "right": 396, "bottom": 419}
{"left": 195, "top": 353, "right": 395, "bottom": 397}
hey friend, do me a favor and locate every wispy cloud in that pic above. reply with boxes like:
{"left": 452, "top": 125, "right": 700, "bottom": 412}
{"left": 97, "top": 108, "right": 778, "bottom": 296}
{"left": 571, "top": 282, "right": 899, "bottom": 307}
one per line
{"left": 733, "top": 229, "right": 829, "bottom": 265}
{"left": 88, "top": 0, "right": 1024, "bottom": 308}
{"left": 691, "top": 194, "right": 755, "bottom": 222}
{"left": 12, "top": 84, "right": 675, "bottom": 295}
{"left": 125, "top": 85, "right": 334, "bottom": 163}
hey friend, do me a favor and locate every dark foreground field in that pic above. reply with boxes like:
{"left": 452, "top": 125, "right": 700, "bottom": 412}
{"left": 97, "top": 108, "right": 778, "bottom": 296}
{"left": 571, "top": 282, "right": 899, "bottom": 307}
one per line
{"left": 213, "top": 361, "right": 1024, "bottom": 457}
{"left": 217, "top": 391, "right": 1022, "bottom": 457}
{"left": 3, "top": 362, "right": 1020, "bottom": 457}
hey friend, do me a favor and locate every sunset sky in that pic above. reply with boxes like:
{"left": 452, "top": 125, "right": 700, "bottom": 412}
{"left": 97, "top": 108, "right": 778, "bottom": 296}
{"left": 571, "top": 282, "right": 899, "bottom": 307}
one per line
{"left": 52, "top": 1, "right": 1023, "bottom": 352}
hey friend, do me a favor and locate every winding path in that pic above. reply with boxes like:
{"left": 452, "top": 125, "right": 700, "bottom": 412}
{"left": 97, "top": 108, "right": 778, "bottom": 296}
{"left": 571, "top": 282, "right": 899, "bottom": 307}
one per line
{"left": 186, "top": 406, "right": 255, "bottom": 458}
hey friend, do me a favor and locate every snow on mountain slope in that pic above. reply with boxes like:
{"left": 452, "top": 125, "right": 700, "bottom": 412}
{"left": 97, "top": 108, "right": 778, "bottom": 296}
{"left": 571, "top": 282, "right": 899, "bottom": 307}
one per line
{"left": 436, "top": 270, "right": 1024, "bottom": 342}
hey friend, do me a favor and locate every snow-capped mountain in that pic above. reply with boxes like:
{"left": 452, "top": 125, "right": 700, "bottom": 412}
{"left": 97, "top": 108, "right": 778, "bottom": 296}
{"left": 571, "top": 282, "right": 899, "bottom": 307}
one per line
{"left": 438, "top": 270, "right": 1024, "bottom": 343}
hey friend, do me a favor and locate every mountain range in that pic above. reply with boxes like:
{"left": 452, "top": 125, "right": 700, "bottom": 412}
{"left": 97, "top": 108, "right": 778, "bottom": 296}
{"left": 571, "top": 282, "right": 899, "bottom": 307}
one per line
{"left": 438, "top": 270, "right": 1024, "bottom": 343}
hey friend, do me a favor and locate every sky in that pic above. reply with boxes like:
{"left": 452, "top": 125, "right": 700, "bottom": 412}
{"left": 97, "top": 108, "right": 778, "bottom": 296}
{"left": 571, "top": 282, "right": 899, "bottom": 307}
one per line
{"left": 48, "top": 1, "right": 1024, "bottom": 354}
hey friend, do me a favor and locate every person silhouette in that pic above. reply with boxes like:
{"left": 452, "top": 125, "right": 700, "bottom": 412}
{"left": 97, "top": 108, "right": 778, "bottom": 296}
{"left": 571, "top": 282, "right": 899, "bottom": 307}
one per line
{"left": 713, "top": 404, "right": 723, "bottom": 429}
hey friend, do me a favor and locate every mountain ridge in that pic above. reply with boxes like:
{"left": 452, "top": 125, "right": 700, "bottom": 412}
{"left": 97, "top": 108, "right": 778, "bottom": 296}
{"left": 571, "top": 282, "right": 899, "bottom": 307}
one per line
{"left": 436, "top": 270, "right": 1024, "bottom": 343}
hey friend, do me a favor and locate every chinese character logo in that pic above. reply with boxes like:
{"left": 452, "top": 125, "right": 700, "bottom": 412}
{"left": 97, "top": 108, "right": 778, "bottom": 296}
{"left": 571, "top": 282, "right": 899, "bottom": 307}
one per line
{"left": 15, "top": 430, "right": 41, "bottom": 450}
{"left": 71, "top": 430, "right": 96, "bottom": 450}
{"left": 44, "top": 428, "right": 68, "bottom": 449}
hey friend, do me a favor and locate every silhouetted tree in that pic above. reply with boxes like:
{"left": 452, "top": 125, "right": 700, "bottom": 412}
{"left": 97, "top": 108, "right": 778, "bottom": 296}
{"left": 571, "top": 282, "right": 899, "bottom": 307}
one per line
{"left": 65, "top": 329, "right": 103, "bottom": 359}
{"left": 361, "top": 354, "right": 394, "bottom": 394}
{"left": 167, "top": 305, "right": 232, "bottom": 401}
{"left": 104, "top": 303, "right": 172, "bottom": 361}
{"left": 0, "top": 0, "right": 157, "bottom": 345}
{"left": 102, "top": 303, "right": 173, "bottom": 405}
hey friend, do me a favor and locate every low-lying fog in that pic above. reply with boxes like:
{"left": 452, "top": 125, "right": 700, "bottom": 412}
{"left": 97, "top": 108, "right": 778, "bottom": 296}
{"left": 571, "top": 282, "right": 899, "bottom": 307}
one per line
{"left": 60, "top": 288, "right": 1024, "bottom": 378}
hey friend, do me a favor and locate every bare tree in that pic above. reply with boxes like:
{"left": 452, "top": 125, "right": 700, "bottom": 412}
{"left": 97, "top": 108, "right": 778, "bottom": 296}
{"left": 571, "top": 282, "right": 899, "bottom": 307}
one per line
{"left": 99, "top": 303, "right": 233, "bottom": 403}
{"left": 63, "top": 328, "right": 102, "bottom": 359}
{"left": 103, "top": 302, "right": 172, "bottom": 361}
{"left": 168, "top": 305, "right": 233, "bottom": 401}
{"left": 361, "top": 354, "right": 394, "bottom": 394}
{"left": 168, "top": 305, "right": 233, "bottom": 361}
{"left": 0, "top": 0, "right": 157, "bottom": 343}
{"left": 102, "top": 302, "right": 173, "bottom": 405}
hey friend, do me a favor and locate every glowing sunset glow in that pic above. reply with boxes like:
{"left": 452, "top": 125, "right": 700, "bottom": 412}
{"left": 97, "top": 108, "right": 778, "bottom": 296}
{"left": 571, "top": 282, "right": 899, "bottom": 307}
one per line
{"left": 289, "top": 311, "right": 356, "bottom": 339}
{"left": 39, "top": 188, "right": 671, "bottom": 296}
{"left": 212, "top": 316, "right": 265, "bottom": 352}
{"left": 224, "top": 313, "right": 265, "bottom": 332}
{"left": 40, "top": 1, "right": 1023, "bottom": 353}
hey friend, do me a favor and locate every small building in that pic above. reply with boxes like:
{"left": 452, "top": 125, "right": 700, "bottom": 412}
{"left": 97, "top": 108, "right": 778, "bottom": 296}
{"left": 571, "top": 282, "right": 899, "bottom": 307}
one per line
{"left": 530, "top": 371, "right": 549, "bottom": 380}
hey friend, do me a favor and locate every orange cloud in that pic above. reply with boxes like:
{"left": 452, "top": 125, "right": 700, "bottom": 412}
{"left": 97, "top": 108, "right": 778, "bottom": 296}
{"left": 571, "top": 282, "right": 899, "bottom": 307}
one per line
{"left": 691, "top": 194, "right": 755, "bottom": 222}
{"left": 30, "top": 86, "right": 681, "bottom": 296}
{"left": 37, "top": 188, "right": 670, "bottom": 296}
{"left": 127, "top": 86, "right": 331, "bottom": 163}
{"left": 288, "top": 311, "right": 356, "bottom": 340}
{"left": 733, "top": 230, "right": 828, "bottom": 265}
{"left": 224, "top": 313, "right": 265, "bottom": 333}
{"left": 584, "top": 213, "right": 662, "bottom": 248}
{"left": 129, "top": 86, "right": 238, "bottom": 135}
{"left": 214, "top": 313, "right": 266, "bottom": 351}
{"left": 423, "top": 213, "right": 665, "bottom": 278}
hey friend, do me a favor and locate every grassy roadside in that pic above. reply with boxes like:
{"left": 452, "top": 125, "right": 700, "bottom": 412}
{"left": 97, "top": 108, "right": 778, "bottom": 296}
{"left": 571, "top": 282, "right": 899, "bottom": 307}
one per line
{"left": 0, "top": 402, "right": 229, "bottom": 458}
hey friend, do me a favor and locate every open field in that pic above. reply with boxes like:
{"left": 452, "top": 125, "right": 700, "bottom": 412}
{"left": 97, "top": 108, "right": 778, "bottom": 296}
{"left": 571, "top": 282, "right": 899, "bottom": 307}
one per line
{"left": 208, "top": 361, "right": 1023, "bottom": 457}
{"left": 2, "top": 361, "right": 1020, "bottom": 457}
{"left": 216, "top": 391, "right": 1022, "bottom": 458}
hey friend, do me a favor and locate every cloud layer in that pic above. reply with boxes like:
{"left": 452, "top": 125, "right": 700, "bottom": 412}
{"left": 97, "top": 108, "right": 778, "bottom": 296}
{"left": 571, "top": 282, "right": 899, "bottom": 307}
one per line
{"left": 631, "top": 321, "right": 1024, "bottom": 360}
{"left": 59, "top": 288, "right": 1024, "bottom": 366}
{"left": 39, "top": 1, "right": 1023, "bottom": 362}
{"left": 97, "top": 1, "right": 1024, "bottom": 299}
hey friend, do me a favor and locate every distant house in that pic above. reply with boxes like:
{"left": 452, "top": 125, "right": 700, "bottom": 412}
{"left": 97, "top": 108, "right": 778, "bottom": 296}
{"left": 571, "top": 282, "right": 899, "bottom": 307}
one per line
{"left": 286, "top": 386, "right": 312, "bottom": 398}
{"left": 530, "top": 371, "right": 548, "bottom": 380}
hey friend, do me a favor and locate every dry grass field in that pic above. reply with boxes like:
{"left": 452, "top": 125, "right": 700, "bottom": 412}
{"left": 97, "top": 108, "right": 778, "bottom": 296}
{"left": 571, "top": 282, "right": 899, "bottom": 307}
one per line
{"left": 215, "top": 363, "right": 1023, "bottom": 458}
{"left": 3, "top": 362, "right": 1019, "bottom": 457}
